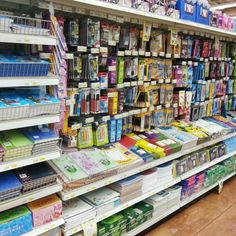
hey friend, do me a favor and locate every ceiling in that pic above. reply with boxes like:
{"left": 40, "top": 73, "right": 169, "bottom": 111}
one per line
{"left": 210, "top": 0, "right": 236, "bottom": 17}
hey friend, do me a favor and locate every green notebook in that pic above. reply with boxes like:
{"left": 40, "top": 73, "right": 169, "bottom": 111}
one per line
{"left": 0, "top": 206, "right": 30, "bottom": 224}
{"left": 0, "top": 130, "right": 33, "bottom": 150}
{"left": 52, "top": 154, "right": 88, "bottom": 182}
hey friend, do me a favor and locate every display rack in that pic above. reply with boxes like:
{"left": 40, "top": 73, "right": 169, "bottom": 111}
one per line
{"left": 62, "top": 149, "right": 236, "bottom": 236}
{"left": 0, "top": 183, "right": 62, "bottom": 212}
{"left": 60, "top": 132, "right": 236, "bottom": 201}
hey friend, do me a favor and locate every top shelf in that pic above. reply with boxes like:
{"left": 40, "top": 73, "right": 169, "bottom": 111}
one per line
{"left": 54, "top": 0, "right": 236, "bottom": 39}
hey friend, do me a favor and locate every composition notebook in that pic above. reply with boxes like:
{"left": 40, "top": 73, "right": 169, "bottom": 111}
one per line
{"left": 52, "top": 154, "right": 88, "bottom": 182}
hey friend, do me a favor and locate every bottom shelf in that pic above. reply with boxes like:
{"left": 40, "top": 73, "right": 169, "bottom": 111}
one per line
{"left": 125, "top": 172, "right": 236, "bottom": 236}
{"left": 22, "top": 218, "right": 65, "bottom": 236}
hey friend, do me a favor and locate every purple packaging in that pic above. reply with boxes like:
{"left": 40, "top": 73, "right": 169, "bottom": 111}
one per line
{"left": 108, "top": 57, "right": 117, "bottom": 85}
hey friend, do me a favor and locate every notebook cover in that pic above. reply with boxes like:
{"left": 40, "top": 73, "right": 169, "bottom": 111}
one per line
{"left": 14, "top": 162, "right": 57, "bottom": 184}
{"left": 0, "top": 171, "right": 22, "bottom": 193}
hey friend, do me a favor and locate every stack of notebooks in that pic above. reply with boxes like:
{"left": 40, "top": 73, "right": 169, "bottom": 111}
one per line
{"left": 14, "top": 162, "right": 58, "bottom": 193}
{"left": 0, "top": 171, "right": 22, "bottom": 202}
{"left": 81, "top": 187, "right": 120, "bottom": 215}
{"left": 62, "top": 198, "right": 96, "bottom": 231}
{"left": 22, "top": 126, "right": 59, "bottom": 155}
{"left": 0, "top": 130, "right": 33, "bottom": 161}
{"left": 141, "top": 169, "right": 158, "bottom": 193}
{"left": 156, "top": 162, "right": 174, "bottom": 187}
{"left": 109, "top": 175, "right": 143, "bottom": 203}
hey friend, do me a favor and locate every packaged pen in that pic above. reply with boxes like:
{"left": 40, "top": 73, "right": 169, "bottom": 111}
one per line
{"left": 91, "top": 88, "right": 100, "bottom": 114}
{"left": 65, "top": 19, "right": 80, "bottom": 47}
{"left": 108, "top": 56, "right": 117, "bottom": 85}
{"left": 77, "top": 124, "right": 93, "bottom": 149}
{"left": 81, "top": 88, "right": 91, "bottom": 115}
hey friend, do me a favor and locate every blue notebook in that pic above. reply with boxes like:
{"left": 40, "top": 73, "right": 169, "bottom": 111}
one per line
{"left": 22, "top": 126, "right": 58, "bottom": 143}
{"left": 0, "top": 171, "right": 22, "bottom": 193}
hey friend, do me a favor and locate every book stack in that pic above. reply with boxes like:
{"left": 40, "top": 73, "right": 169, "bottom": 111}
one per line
{"left": 0, "top": 130, "right": 33, "bottom": 161}
{"left": 22, "top": 126, "right": 60, "bottom": 156}
{"left": 141, "top": 169, "right": 158, "bottom": 193}
{"left": 0, "top": 171, "right": 22, "bottom": 202}
{"left": 109, "top": 175, "right": 143, "bottom": 203}
{"left": 14, "top": 162, "right": 58, "bottom": 193}
{"left": 100, "top": 143, "right": 144, "bottom": 172}
{"left": 27, "top": 194, "right": 62, "bottom": 227}
{"left": 51, "top": 154, "right": 89, "bottom": 190}
{"left": 81, "top": 187, "right": 120, "bottom": 215}
{"left": 156, "top": 162, "right": 174, "bottom": 187}
{"left": 62, "top": 198, "right": 96, "bottom": 232}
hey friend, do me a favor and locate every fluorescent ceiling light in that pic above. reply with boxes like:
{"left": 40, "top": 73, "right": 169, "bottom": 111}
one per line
{"left": 211, "top": 3, "right": 236, "bottom": 10}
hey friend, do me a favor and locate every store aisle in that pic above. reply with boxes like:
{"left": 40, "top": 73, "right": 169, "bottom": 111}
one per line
{"left": 145, "top": 177, "right": 236, "bottom": 236}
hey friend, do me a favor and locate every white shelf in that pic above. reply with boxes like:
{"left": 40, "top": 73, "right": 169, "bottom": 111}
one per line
{"left": 126, "top": 172, "right": 236, "bottom": 236}
{"left": 60, "top": 132, "right": 236, "bottom": 201}
{"left": 62, "top": 153, "right": 236, "bottom": 236}
{"left": 0, "top": 115, "right": 60, "bottom": 131}
{"left": 22, "top": 218, "right": 65, "bottom": 236}
{"left": 0, "top": 75, "right": 59, "bottom": 87}
{"left": 0, "top": 151, "right": 61, "bottom": 172}
{"left": 0, "top": 183, "right": 62, "bottom": 212}
{"left": 0, "top": 32, "right": 57, "bottom": 45}
{"left": 64, "top": 0, "right": 236, "bottom": 38}
{"left": 180, "top": 150, "right": 236, "bottom": 180}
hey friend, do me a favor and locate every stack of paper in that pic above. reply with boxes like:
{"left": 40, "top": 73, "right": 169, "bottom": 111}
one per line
{"left": 22, "top": 126, "right": 59, "bottom": 155}
{"left": 14, "top": 162, "right": 58, "bottom": 193}
{"left": 100, "top": 143, "right": 144, "bottom": 172}
{"left": 156, "top": 162, "right": 173, "bottom": 187}
{"left": 0, "top": 171, "right": 22, "bottom": 202}
{"left": 109, "top": 175, "right": 143, "bottom": 203}
{"left": 81, "top": 187, "right": 120, "bottom": 215}
{"left": 51, "top": 154, "right": 89, "bottom": 190}
{"left": 62, "top": 198, "right": 96, "bottom": 231}
{"left": 0, "top": 130, "right": 33, "bottom": 161}
{"left": 141, "top": 169, "right": 158, "bottom": 193}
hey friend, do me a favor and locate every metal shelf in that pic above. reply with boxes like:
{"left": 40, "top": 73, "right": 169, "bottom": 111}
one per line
{"left": 62, "top": 152, "right": 236, "bottom": 236}
{"left": 0, "top": 151, "right": 61, "bottom": 173}
{"left": 53, "top": 0, "right": 236, "bottom": 38}
{"left": 0, "top": 32, "right": 57, "bottom": 45}
{"left": 125, "top": 172, "right": 236, "bottom": 236}
{"left": 0, "top": 115, "right": 60, "bottom": 131}
{"left": 60, "top": 132, "right": 236, "bottom": 201}
{"left": 0, "top": 74, "right": 59, "bottom": 87}
{"left": 22, "top": 218, "right": 65, "bottom": 236}
{"left": 0, "top": 183, "right": 62, "bottom": 212}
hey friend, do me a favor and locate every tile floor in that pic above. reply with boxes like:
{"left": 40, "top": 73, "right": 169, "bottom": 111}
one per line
{"left": 145, "top": 176, "right": 236, "bottom": 236}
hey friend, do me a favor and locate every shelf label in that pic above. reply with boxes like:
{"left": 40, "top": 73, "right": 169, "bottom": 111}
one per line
{"left": 108, "top": 40, "right": 116, "bottom": 46}
{"left": 91, "top": 48, "right": 99, "bottom": 54}
{"left": 139, "top": 50, "right": 145, "bottom": 56}
{"left": 152, "top": 52, "right": 158, "bottom": 57}
{"left": 151, "top": 81, "right": 156, "bottom": 85}
{"left": 138, "top": 81, "right": 144, "bottom": 86}
{"left": 132, "top": 51, "right": 139, "bottom": 56}
{"left": 131, "top": 81, "right": 138, "bottom": 86}
{"left": 77, "top": 46, "right": 87, "bottom": 52}
{"left": 85, "top": 117, "right": 94, "bottom": 124}
{"left": 145, "top": 52, "right": 151, "bottom": 57}
{"left": 124, "top": 82, "right": 131, "bottom": 87}
{"left": 117, "top": 51, "right": 125, "bottom": 57}
{"left": 102, "top": 115, "right": 110, "bottom": 122}
{"left": 71, "top": 124, "right": 81, "bottom": 130}
{"left": 125, "top": 50, "right": 132, "bottom": 56}
{"left": 108, "top": 14, "right": 117, "bottom": 21}
{"left": 79, "top": 82, "right": 88, "bottom": 88}
{"left": 91, "top": 82, "right": 100, "bottom": 88}
{"left": 117, "top": 83, "right": 124, "bottom": 89}
{"left": 159, "top": 52, "right": 165, "bottom": 57}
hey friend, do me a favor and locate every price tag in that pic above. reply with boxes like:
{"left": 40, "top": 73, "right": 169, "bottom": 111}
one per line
{"left": 116, "top": 16, "right": 124, "bottom": 23}
{"left": 102, "top": 115, "right": 110, "bottom": 122}
{"left": 151, "top": 81, "right": 156, "bottom": 85}
{"left": 114, "top": 114, "right": 123, "bottom": 119}
{"left": 172, "top": 79, "right": 177, "bottom": 84}
{"left": 131, "top": 81, "right": 138, "bottom": 86}
{"left": 85, "top": 117, "right": 94, "bottom": 124}
{"left": 159, "top": 52, "right": 165, "bottom": 57}
{"left": 77, "top": 46, "right": 87, "bottom": 52}
{"left": 144, "top": 82, "right": 150, "bottom": 87}
{"left": 125, "top": 50, "right": 132, "bottom": 56}
{"left": 72, "top": 124, "right": 81, "bottom": 130}
{"left": 108, "top": 14, "right": 117, "bottom": 21}
{"left": 133, "top": 109, "right": 141, "bottom": 115}
{"left": 173, "top": 103, "right": 178, "bottom": 108}
{"left": 132, "top": 51, "right": 139, "bottom": 56}
{"left": 138, "top": 81, "right": 144, "bottom": 85}
{"left": 143, "top": 22, "right": 152, "bottom": 42}
{"left": 66, "top": 53, "right": 74, "bottom": 59}
{"left": 165, "top": 104, "right": 171, "bottom": 108}
{"left": 91, "top": 48, "right": 99, "bottom": 54}
{"left": 100, "top": 12, "right": 107, "bottom": 18}
{"left": 158, "top": 79, "right": 164, "bottom": 84}
{"left": 117, "top": 83, "right": 124, "bottom": 89}
{"left": 100, "top": 47, "right": 108, "bottom": 54}
{"left": 152, "top": 52, "right": 158, "bottom": 57}
{"left": 76, "top": 8, "right": 86, "bottom": 15}
{"left": 91, "top": 82, "right": 100, "bottom": 88}
{"left": 63, "top": 5, "right": 73, "bottom": 12}
{"left": 108, "top": 66, "right": 116, "bottom": 71}
{"left": 141, "top": 108, "right": 148, "bottom": 113}
{"left": 166, "top": 53, "right": 171, "bottom": 58}
{"left": 79, "top": 82, "right": 87, "bottom": 88}
{"left": 122, "top": 112, "right": 129, "bottom": 118}
{"left": 139, "top": 50, "right": 145, "bottom": 56}
{"left": 117, "top": 51, "right": 125, "bottom": 57}
{"left": 131, "top": 18, "right": 139, "bottom": 24}
{"left": 108, "top": 40, "right": 116, "bottom": 46}
{"left": 170, "top": 28, "right": 179, "bottom": 46}
{"left": 145, "top": 52, "right": 151, "bottom": 57}
{"left": 174, "top": 54, "right": 180, "bottom": 58}
{"left": 124, "top": 82, "right": 131, "bottom": 87}
{"left": 39, "top": 157, "right": 46, "bottom": 161}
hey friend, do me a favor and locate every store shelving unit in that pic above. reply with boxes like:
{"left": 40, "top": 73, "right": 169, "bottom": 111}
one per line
{"left": 0, "top": 183, "right": 62, "bottom": 212}
{"left": 62, "top": 148, "right": 236, "bottom": 236}
{"left": 0, "top": 150, "right": 61, "bottom": 172}
{"left": 125, "top": 171, "right": 236, "bottom": 236}
{"left": 60, "top": 132, "right": 236, "bottom": 201}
